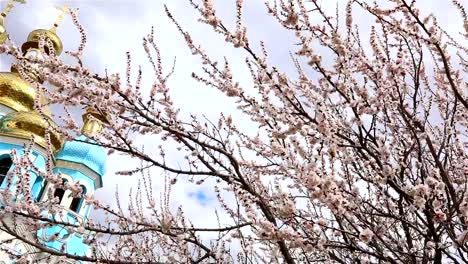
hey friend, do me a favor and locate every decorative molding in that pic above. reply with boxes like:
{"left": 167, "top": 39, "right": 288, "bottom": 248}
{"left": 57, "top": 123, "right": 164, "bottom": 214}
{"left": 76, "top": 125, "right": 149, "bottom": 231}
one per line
{"left": 0, "top": 134, "right": 51, "bottom": 159}
{"left": 55, "top": 160, "right": 102, "bottom": 189}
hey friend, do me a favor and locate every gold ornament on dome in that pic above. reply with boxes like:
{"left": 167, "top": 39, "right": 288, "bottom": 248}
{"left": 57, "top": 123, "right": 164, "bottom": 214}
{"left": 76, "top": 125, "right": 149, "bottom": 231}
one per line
{"left": 81, "top": 108, "right": 108, "bottom": 137}
{"left": 20, "top": 5, "right": 69, "bottom": 55}
{"left": 21, "top": 29, "right": 64, "bottom": 55}
{"left": 0, "top": 111, "right": 64, "bottom": 153}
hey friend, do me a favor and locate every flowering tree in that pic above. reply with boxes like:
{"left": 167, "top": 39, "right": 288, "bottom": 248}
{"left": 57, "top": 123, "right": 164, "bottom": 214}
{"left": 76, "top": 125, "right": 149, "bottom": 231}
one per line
{"left": 0, "top": 0, "right": 467, "bottom": 263}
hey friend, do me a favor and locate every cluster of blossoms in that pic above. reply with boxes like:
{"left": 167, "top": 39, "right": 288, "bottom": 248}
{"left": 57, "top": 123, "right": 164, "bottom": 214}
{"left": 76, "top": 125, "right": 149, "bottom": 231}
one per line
{"left": 0, "top": 0, "right": 467, "bottom": 263}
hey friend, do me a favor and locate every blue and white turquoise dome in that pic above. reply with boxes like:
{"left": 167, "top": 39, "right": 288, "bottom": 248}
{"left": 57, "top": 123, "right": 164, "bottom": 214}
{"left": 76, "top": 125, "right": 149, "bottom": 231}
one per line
{"left": 55, "top": 135, "right": 107, "bottom": 177}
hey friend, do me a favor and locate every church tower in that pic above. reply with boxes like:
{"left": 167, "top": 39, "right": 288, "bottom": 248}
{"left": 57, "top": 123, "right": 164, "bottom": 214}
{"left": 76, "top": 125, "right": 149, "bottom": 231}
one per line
{"left": 0, "top": 2, "right": 107, "bottom": 263}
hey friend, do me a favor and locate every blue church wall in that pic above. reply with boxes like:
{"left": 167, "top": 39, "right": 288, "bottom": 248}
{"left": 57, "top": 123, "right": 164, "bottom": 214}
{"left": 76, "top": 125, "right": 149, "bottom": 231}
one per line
{"left": 0, "top": 140, "right": 98, "bottom": 206}
{"left": 33, "top": 165, "right": 96, "bottom": 261}
{"left": 37, "top": 209, "right": 90, "bottom": 258}
{"left": 36, "top": 183, "right": 92, "bottom": 260}
{"left": 38, "top": 225, "right": 89, "bottom": 258}
{"left": 0, "top": 141, "right": 47, "bottom": 200}
{"left": 0, "top": 140, "right": 93, "bottom": 258}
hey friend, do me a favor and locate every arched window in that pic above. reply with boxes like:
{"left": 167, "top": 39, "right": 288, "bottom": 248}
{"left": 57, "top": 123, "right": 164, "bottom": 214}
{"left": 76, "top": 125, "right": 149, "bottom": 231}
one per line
{"left": 0, "top": 155, "right": 13, "bottom": 186}
{"left": 32, "top": 176, "right": 47, "bottom": 202}
{"left": 53, "top": 179, "right": 67, "bottom": 205}
{"left": 37, "top": 181, "right": 47, "bottom": 202}
{"left": 70, "top": 185, "right": 87, "bottom": 213}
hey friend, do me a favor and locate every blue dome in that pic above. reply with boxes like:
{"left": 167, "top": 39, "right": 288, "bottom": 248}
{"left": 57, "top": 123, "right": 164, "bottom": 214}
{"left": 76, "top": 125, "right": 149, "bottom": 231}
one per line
{"left": 55, "top": 135, "right": 107, "bottom": 177}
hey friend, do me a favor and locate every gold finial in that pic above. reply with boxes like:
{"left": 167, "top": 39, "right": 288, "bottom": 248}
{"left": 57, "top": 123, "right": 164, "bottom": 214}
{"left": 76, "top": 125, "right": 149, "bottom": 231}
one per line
{"left": 0, "top": 0, "right": 26, "bottom": 43}
{"left": 81, "top": 108, "right": 107, "bottom": 137}
{"left": 50, "top": 5, "right": 69, "bottom": 33}
{"left": 20, "top": 5, "right": 68, "bottom": 55}
{"left": 0, "top": 0, "right": 25, "bottom": 17}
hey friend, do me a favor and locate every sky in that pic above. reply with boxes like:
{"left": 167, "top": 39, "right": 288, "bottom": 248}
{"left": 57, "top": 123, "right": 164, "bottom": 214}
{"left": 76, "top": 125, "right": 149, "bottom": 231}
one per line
{"left": 0, "top": 0, "right": 464, "bottom": 238}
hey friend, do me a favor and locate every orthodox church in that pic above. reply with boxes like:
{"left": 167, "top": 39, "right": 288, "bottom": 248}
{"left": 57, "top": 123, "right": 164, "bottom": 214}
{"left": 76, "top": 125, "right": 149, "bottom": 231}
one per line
{"left": 0, "top": 3, "right": 107, "bottom": 263}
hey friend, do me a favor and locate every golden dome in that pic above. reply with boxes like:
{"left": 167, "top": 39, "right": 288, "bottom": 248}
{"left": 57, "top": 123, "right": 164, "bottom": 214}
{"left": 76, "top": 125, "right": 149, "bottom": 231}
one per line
{"left": 0, "top": 72, "right": 50, "bottom": 115}
{"left": 0, "top": 71, "right": 48, "bottom": 113}
{"left": 0, "top": 111, "right": 64, "bottom": 153}
{"left": 21, "top": 29, "right": 63, "bottom": 56}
